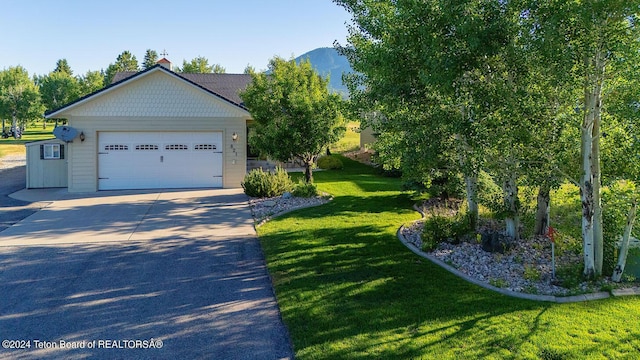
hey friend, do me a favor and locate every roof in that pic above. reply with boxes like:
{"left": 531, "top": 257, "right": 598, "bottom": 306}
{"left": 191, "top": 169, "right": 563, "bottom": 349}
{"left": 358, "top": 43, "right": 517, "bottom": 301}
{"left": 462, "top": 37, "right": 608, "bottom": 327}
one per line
{"left": 46, "top": 64, "right": 253, "bottom": 118}
{"left": 112, "top": 71, "right": 252, "bottom": 106}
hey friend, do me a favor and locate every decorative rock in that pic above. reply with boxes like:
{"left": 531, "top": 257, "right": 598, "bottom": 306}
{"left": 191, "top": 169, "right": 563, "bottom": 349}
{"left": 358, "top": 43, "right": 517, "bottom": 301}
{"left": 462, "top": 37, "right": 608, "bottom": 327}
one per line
{"left": 262, "top": 200, "right": 277, "bottom": 207}
{"left": 282, "top": 192, "right": 292, "bottom": 199}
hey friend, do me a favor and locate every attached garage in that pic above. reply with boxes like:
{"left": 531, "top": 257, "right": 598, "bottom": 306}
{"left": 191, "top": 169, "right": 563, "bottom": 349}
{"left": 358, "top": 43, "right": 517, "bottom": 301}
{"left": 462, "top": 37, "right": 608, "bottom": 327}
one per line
{"left": 98, "top": 132, "right": 223, "bottom": 190}
{"left": 38, "top": 62, "right": 252, "bottom": 192}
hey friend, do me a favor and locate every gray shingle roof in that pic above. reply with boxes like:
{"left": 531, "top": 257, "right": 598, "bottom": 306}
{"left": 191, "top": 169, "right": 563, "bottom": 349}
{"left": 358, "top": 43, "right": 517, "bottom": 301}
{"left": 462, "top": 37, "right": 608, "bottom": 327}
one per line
{"left": 112, "top": 70, "right": 252, "bottom": 107}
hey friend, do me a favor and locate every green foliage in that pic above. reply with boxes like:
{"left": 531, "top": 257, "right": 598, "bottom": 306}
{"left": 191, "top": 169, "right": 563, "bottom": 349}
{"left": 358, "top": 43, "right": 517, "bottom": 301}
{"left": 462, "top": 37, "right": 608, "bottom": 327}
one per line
{"left": 37, "top": 71, "right": 81, "bottom": 113}
{"left": 523, "top": 265, "right": 542, "bottom": 281}
{"left": 142, "top": 49, "right": 159, "bottom": 70}
{"left": 421, "top": 206, "right": 472, "bottom": 251}
{"left": 292, "top": 181, "right": 318, "bottom": 198}
{"left": 0, "top": 66, "right": 44, "bottom": 127}
{"left": 241, "top": 167, "right": 293, "bottom": 198}
{"left": 602, "top": 181, "right": 638, "bottom": 275}
{"left": 104, "top": 50, "right": 139, "bottom": 84}
{"left": 77, "top": 70, "right": 104, "bottom": 96}
{"left": 240, "top": 56, "right": 346, "bottom": 183}
{"left": 178, "top": 56, "right": 225, "bottom": 74}
{"left": 317, "top": 155, "right": 343, "bottom": 170}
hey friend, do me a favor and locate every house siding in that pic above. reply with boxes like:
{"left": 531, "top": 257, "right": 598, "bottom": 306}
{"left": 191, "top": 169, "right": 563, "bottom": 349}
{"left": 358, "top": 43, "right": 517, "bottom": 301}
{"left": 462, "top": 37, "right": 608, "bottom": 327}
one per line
{"left": 52, "top": 71, "right": 249, "bottom": 192}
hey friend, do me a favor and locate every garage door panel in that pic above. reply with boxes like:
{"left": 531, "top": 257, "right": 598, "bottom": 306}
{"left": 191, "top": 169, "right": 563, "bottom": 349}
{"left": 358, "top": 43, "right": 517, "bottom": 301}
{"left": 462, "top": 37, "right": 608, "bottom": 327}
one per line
{"left": 99, "top": 132, "right": 223, "bottom": 190}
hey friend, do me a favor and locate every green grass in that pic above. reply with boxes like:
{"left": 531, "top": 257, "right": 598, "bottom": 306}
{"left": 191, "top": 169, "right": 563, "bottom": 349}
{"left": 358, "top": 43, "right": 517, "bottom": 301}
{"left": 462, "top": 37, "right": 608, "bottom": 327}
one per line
{"left": 258, "top": 157, "right": 640, "bottom": 359}
{"left": 330, "top": 121, "right": 361, "bottom": 154}
{"left": 0, "top": 125, "right": 55, "bottom": 158}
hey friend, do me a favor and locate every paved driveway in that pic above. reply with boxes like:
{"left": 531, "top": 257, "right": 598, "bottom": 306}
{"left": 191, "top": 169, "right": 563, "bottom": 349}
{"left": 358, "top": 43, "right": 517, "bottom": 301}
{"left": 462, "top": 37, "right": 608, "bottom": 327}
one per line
{"left": 0, "top": 189, "right": 293, "bottom": 359}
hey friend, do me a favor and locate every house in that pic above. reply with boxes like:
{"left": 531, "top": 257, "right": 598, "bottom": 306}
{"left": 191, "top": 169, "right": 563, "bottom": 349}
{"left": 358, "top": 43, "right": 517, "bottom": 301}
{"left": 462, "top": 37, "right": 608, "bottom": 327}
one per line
{"left": 34, "top": 60, "right": 253, "bottom": 192}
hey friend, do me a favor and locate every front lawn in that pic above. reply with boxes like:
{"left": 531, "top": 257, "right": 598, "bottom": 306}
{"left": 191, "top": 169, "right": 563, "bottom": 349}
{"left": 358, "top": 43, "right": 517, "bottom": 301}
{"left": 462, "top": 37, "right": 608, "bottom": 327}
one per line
{"left": 0, "top": 126, "right": 55, "bottom": 158}
{"left": 257, "top": 157, "right": 640, "bottom": 359}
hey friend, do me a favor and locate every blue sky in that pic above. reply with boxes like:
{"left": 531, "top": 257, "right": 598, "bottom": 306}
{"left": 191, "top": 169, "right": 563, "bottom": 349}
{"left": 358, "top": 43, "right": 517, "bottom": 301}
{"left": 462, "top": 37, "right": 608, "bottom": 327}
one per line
{"left": 0, "top": 0, "right": 352, "bottom": 76}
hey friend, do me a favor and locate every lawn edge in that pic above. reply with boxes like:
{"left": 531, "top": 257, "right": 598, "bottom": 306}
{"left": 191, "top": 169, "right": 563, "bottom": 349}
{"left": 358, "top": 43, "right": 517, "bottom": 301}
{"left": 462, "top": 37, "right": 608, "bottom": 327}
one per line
{"left": 397, "top": 208, "right": 617, "bottom": 303}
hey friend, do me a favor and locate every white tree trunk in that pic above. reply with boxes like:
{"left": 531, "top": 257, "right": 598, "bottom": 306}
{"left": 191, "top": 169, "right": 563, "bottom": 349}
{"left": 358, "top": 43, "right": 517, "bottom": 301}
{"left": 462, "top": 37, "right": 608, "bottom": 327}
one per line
{"left": 592, "top": 52, "right": 605, "bottom": 276}
{"left": 503, "top": 175, "right": 519, "bottom": 240}
{"left": 612, "top": 200, "right": 637, "bottom": 282}
{"left": 534, "top": 186, "right": 551, "bottom": 236}
{"left": 581, "top": 87, "right": 596, "bottom": 278}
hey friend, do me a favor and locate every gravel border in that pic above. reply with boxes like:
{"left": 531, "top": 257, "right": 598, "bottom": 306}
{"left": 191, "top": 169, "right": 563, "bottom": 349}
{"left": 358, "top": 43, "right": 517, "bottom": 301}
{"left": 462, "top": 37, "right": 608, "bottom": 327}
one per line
{"left": 397, "top": 206, "right": 640, "bottom": 302}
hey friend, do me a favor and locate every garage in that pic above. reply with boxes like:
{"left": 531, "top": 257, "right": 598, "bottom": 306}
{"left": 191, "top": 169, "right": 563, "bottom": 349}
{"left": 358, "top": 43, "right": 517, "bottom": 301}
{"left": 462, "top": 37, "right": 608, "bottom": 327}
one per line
{"left": 98, "top": 131, "right": 223, "bottom": 190}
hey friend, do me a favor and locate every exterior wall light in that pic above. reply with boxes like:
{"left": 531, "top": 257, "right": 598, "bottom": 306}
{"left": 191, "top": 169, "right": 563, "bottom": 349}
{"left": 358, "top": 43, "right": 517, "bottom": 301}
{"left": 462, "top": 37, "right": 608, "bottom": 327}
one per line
{"left": 232, "top": 132, "right": 238, "bottom": 142}
{"left": 79, "top": 131, "right": 85, "bottom": 142}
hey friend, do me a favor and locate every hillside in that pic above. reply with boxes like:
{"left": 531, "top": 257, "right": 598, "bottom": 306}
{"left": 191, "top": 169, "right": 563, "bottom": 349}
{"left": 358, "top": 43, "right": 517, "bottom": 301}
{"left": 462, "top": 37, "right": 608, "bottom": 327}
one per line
{"left": 295, "top": 47, "right": 352, "bottom": 96}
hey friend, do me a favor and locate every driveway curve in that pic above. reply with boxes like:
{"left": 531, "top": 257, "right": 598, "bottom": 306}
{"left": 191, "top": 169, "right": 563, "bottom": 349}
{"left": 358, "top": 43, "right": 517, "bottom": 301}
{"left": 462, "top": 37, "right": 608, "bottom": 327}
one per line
{"left": 0, "top": 188, "right": 293, "bottom": 359}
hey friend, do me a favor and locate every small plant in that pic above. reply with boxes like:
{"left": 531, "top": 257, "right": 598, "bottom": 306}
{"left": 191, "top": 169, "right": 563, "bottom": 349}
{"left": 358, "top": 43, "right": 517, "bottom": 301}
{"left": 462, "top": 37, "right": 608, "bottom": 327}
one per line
{"left": 523, "top": 265, "right": 541, "bottom": 281}
{"left": 292, "top": 180, "right": 318, "bottom": 198}
{"left": 242, "top": 167, "right": 293, "bottom": 198}
{"left": 317, "top": 155, "right": 344, "bottom": 170}
{"left": 489, "top": 278, "right": 508, "bottom": 288}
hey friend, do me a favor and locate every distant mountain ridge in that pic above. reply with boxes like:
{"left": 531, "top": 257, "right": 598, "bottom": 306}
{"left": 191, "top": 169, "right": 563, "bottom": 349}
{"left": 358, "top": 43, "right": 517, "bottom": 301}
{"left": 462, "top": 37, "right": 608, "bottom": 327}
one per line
{"left": 295, "top": 47, "right": 352, "bottom": 96}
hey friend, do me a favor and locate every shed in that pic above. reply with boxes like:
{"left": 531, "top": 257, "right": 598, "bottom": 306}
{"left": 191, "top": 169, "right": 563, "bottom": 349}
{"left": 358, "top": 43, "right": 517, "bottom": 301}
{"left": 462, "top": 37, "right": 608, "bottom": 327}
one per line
{"left": 25, "top": 139, "right": 68, "bottom": 188}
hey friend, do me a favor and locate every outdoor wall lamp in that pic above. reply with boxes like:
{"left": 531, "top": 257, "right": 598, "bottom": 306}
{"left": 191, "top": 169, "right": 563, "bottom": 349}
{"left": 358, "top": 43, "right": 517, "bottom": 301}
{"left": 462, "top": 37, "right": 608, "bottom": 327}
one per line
{"left": 232, "top": 132, "right": 238, "bottom": 142}
{"left": 79, "top": 131, "right": 85, "bottom": 142}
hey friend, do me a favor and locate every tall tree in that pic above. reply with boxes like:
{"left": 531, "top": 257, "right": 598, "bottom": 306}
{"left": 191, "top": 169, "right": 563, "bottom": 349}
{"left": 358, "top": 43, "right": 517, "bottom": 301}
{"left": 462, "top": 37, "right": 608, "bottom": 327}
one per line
{"left": 0, "top": 66, "right": 44, "bottom": 131}
{"left": 240, "top": 57, "right": 346, "bottom": 183}
{"left": 143, "top": 49, "right": 159, "bottom": 69}
{"left": 528, "top": 0, "right": 640, "bottom": 277}
{"left": 37, "top": 71, "right": 81, "bottom": 115}
{"left": 104, "top": 50, "right": 139, "bottom": 84}
{"left": 54, "top": 58, "right": 73, "bottom": 75}
{"left": 78, "top": 70, "right": 104, "bottom": 96}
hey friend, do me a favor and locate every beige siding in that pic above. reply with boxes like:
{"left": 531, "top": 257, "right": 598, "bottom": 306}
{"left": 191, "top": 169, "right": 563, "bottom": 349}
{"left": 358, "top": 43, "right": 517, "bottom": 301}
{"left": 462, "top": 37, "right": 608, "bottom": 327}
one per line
{"left": 360, "top": 125, "right": 377, "bottom": 149}
{"left": 25, "top": 140, "right": 68, "bottom": 188}
{"left": 50, "top": 70, "right": 250, "bottom": 192}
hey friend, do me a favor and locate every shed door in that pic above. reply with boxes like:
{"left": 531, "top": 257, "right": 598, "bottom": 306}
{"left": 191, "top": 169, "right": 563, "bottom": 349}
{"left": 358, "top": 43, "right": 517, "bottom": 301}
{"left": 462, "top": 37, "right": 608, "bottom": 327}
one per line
{"left": 98, "top": 132, "right": 223, "bottom": 190}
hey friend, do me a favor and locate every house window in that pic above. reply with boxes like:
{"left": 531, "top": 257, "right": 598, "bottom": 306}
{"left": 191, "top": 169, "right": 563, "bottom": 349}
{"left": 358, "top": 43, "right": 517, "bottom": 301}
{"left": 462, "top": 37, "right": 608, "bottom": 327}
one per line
{"left": 40, "top": 144, "right": 64, "bottom": 160}
{"left": 135, "top": 144, "right": 159, "bottom": 151}
{"left": 105, "top": 144, "right": 129, "bottom": 151}
{"left": 165, "top": 144, "right": 189, "bottom": 150}
{"left": 194, "top": 144, "right": 216, "bottom": 150}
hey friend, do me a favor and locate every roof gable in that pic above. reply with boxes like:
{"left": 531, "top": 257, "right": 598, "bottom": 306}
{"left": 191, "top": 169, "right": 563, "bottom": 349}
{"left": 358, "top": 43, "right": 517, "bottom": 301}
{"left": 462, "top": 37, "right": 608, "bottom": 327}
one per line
{"left": 46, "top": 65, "right": 251, "bottom": 118}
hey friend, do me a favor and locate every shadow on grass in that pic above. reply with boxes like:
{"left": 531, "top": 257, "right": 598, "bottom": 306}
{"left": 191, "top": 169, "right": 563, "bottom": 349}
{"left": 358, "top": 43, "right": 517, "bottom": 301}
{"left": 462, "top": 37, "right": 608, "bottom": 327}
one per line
{"left": 260, "top": 157, "right": 640, "bottom": 359}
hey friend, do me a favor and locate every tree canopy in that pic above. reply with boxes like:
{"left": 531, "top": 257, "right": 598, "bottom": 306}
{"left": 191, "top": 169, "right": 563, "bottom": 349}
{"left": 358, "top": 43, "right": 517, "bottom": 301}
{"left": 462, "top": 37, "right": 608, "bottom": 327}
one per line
{"left": 178, "top": 56, "right": 226, "bottom": 74}
{"left": 240, "top": 57, "right": 346, "bottom": 183}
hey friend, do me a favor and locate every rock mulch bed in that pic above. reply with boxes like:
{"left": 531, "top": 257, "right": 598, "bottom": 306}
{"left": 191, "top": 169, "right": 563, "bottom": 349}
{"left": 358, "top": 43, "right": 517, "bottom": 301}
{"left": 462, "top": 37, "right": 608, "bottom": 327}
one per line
{"left": 248, "top": 192, "right": 331, "bottom": 227}
{"left": 401, "top": 220, "right": 616, "bottom": 296}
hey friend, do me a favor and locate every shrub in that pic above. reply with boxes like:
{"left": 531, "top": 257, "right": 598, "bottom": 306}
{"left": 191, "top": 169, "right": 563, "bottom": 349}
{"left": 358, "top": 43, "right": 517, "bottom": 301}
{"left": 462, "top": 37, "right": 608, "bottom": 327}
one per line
{"left": 242, "top": 167, "right": 293, "bottom": 198}
{"left": 421, "top": 208, "right": 472, "bottom": 251}
{"left": 293, "top": 181, "right": 318, "bottom": 198}
{"left": 317, "top": 155, "right": 344, "bottom": 170}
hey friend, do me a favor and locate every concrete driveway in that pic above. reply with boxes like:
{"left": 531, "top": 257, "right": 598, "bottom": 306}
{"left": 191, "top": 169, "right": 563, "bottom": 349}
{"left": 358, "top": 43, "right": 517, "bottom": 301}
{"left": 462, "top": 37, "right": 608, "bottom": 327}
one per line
{"left": 0, "top": 189, "right": 293, "bottom": 359}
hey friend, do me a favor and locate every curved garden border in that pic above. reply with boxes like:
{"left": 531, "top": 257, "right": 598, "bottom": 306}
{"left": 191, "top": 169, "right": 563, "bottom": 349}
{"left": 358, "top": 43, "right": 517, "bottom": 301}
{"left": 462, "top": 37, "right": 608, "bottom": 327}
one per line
{"left": 398, "top": 205, "right": 640, "bottom": 303}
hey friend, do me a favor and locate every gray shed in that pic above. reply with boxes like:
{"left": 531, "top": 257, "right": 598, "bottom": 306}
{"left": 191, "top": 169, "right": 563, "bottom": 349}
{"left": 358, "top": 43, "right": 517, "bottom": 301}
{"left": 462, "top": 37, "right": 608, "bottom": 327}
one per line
{"left": 25, "top": 139, "right": 68, "bottom": 188}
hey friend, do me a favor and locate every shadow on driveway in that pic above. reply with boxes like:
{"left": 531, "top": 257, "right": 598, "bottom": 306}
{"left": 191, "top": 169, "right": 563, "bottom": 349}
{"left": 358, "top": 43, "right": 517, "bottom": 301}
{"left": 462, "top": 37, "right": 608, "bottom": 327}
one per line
{"left": 0, "top": 186, "right": 294, "bottom": 359}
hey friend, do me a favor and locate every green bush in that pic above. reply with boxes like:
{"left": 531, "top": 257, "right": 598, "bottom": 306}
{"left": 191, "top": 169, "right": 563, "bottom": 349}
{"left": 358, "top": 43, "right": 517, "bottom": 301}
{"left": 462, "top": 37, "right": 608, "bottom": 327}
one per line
{"left": 293, "top": 181, "right": 318, "bottom": 198}
{"left": 317, "top": 155, "right": 344, "bottom": 170}
{"left": 421, "top": 209, "right": 472, "bottom": 251}
{"left": 242, "top": 167, "right": 293, "bottom": 198}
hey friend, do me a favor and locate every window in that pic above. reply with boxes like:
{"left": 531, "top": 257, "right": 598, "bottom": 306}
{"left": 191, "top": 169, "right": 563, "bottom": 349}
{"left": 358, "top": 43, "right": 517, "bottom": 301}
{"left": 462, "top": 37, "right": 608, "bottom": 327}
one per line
{"left": 135, "top": 144, "right": 159, "bottom": 151}
{"left": 40, "top": 143, "right": 64, "bottom": 160}
{"left": 194, "top": 144, "right": 216, "bottom": 150}
{"left": 104, "top": 144, "right": 129, "bottom": 151}
{"left": 165, "top": 144, "right": 189, "bottom": 150}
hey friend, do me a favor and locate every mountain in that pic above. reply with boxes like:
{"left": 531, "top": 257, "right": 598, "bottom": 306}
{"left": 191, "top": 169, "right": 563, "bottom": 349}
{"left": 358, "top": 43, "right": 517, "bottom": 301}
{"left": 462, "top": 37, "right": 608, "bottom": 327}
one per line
{"left": 295, "top": 47, "right": 352, "bottom": 96}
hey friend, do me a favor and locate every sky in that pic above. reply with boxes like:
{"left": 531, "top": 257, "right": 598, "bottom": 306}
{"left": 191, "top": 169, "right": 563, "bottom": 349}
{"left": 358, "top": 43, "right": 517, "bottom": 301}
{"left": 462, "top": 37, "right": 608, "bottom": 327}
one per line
{"left": 0, "top": 0, "right": 353, "bottom": 76}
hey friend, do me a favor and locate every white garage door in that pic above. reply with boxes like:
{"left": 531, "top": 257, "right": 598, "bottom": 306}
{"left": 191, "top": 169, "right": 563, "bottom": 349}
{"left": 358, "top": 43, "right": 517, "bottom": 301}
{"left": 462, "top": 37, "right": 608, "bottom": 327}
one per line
{"left": 98, "top": 132, "right": 223, "bottom": 190}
